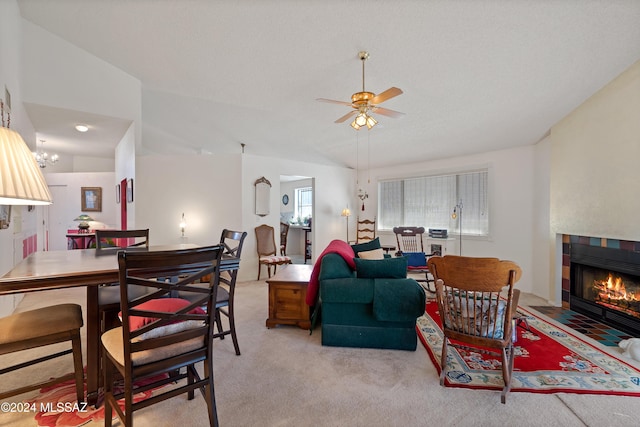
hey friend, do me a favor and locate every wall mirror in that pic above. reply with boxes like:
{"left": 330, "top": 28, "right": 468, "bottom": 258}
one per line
{"left": 255, "top": 176, "right": 271, "bottom": 216}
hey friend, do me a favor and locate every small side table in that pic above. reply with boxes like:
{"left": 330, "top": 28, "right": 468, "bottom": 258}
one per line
{"left": 266, "top": 264, "right": 313, "bottom": 329}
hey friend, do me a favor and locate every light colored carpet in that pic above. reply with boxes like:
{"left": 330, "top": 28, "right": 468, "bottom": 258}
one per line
{"left": 2, "top": 281, "right": 640, "bottom": 427}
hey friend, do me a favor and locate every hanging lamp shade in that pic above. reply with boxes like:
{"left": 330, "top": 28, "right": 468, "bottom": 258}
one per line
{"left": 0, "top": 127, "right": 53, "bottom": 205}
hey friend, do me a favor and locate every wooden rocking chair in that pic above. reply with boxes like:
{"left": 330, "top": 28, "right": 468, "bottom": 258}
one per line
{"left": 427, "top": 255, "right": 522, "bottom": 403}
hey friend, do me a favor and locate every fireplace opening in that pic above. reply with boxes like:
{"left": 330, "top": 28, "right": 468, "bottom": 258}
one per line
{"left": 570, "top": 243, "right": 640, "bottom": 336}
{"left": 574, "top": 264, "right": 640, "bottom": 319}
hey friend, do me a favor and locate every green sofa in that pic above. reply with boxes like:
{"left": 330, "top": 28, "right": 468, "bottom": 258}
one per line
{"left": 319, "top": 250, "right": 426, "bottom": 351}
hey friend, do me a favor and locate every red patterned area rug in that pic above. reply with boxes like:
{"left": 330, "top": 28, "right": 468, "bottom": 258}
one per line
{"left": 25, "top": 373, "right": 167, "bottom": 427}
{"left": 417, "top": 301, "right": 640, "bottom": 396}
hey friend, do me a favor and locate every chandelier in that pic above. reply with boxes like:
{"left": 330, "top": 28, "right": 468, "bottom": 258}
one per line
{"left": 33, "top": 140, "right": 59, "bottom": 168}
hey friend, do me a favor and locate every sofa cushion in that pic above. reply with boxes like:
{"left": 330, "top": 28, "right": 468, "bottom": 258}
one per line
{"left": 404, "top": 252, "right": 427, "bottom": 267}
{"left": 351, "top": 237, "right": 381, "bottom": 257}
{"left": 354, "top": 256, "right": 408, "bottom": 279}
{"left": 358, "top": 248, "right": 385, "bottom": 260}
{"left": 320, "top": 277, "right": 374, "bottom": 304}
{"left": 373, "top": 278, "right": 426, "bottom": 322}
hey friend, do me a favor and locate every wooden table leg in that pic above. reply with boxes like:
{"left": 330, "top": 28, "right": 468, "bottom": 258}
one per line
{"left": 85, "top": 285, "right": 100, "bottom": 406}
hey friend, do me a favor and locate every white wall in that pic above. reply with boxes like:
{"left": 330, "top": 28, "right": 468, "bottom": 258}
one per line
{"left": 136, "top": 153, "right": 354, "bottom": 281}
{"left": 135, "top": 152, "right": 242, "bottom": 246}
{"left": 43, "top": 171, "right": 118, "bottom": 236}
{"left": 549, "top": 59, "right": 640, "bottom": 303}
{"left": 366, "top": 145, "right": 537, "bottom": 294}
{"left": 21, "top": 19, "right": 142, "bottom": 139}
{"left": 117, "top": 124, "right": 137, "bottom": 228}
{"left": 38, "top": 155, "right": 115, "bottom": 174}
{"left": 240, "top": 154, "right": 356, "bottom": 281}
{"left": 21, "top": 16, "right": 142, "bottom": 184}
{"left": 550, "top": 60, "right": 640, "bottom": 240}
{"left": 533, "top": 135, "right": 553, "bottom": 302}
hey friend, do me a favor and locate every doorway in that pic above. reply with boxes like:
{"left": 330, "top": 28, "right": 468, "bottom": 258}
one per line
{"left": 41, "top": 185, "right": 71, "bottom": 251}
{"left": 280, "top": 175, "right": 314, "bottom": 264}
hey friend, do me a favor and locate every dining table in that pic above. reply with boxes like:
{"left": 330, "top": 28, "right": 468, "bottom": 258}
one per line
{"left": 0, "top": 243, "right": 240, "bottom": 406}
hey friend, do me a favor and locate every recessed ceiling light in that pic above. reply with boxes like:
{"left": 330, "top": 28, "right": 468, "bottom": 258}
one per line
{"left": 75, "top": 124, "right": 89, "bottom": 132}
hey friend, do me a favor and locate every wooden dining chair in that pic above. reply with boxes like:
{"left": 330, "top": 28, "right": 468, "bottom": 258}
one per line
{"left": 304, "top": 218, "right": 312, "bottom": 264}
{"left": 95, "top": 229, "right": 150, "bottom": 334}
{"left": 356, "top": 217, "right": 376, "bottom": 243}
{"left": 95, "top": 229, "right": 150, "bottom": 252}
{"left": 280, "top": 222, "right": 290, "bottom": 256}
{"left": 178, "top": 229, "right": 247, "bottom": 355}
{"left": 213, "top": 229, "right": 247, "bottom": 355}
{"left": 0, "top": 304, "right": 84, "bottom": 403}
{"left": 255, "top": 224, "right": 292, "bottom": 279}
{"left": 101, "top": 245, "right": 224, "bottom": 427}
{"left": 427, "top": 255, "right": 522, "bottom": 404}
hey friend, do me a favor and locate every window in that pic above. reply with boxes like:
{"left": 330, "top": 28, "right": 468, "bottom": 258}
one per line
{"left": 378, "top": 169, "right": 489, "bottom": 236}
{"left": 295, "top": 187, "right": 312, "bottom": 223}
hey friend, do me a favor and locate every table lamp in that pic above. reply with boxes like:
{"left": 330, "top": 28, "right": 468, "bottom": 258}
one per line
{"left": 74, "top": 214, "right": 94, "bottom": 233}
{"left": 341, "top": 207, "right": 351, "bottom": 241}
{"left": 0, "top": 127, "right": 53, "bottom": 205}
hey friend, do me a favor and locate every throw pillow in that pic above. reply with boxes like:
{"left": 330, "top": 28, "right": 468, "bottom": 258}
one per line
{"left": 354, "top": 256, "right": 408, "bottom": 279}
{"left": 135, "top": 320, "right": 205, "bottom": 341}
{"left": 358, "top": 248, "right": 385, "bottom": 260}
{"left": 404, "top": 252, "right": 427, "bottom": 267}
{"left": 121, "top": 298, "right": 206, "bottom": 332}
{"left": 351, "top": 237, "right": 381, "bottom": 257}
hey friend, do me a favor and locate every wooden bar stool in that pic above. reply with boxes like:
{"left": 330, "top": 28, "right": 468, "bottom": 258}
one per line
{"left": 0, "top": 303, "right": 84, "bottom": 402}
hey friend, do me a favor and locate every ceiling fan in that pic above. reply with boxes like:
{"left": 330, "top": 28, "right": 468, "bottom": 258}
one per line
{"left": 317, "top": 51, "right": 405, "bottom": 130}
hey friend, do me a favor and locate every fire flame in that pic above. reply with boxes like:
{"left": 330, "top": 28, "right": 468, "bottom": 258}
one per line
{"left": 594, "top": 273, "right": 638, "bottom": 302}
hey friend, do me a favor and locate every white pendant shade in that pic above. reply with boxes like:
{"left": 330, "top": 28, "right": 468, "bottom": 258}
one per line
{"left": 0, "top": 127, "right": 53, "bottom": 205}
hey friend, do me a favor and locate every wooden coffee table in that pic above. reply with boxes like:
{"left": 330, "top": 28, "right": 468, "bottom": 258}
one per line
{"left": 266, "top": 264, "right": 313, "bottom": 329}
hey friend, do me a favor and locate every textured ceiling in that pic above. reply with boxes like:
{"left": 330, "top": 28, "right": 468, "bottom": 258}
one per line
{"left": 17, "top": 0, "right": 640, "bottom": 169}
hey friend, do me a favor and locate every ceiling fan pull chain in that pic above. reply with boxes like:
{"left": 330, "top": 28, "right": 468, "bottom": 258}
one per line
{"left": 361, "top": 52, "right": 366, "bottom": 92}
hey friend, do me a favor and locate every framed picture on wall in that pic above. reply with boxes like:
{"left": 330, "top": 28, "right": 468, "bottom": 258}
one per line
{"left": 0, "top": 205, "right": 11, "bottom": 229}
{"left": 127, "top": 178, "right": 134, "bottom": 203}
{"left": 81, "top": 187, "right": 102, "bottom": 212}
{"left": 116, "top": 184, "right": 121, "bottom": 203}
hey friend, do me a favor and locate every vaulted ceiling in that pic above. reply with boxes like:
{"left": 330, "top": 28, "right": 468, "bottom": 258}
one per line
{"left": 18, "top": 0, "right": 640, "bottom": 169}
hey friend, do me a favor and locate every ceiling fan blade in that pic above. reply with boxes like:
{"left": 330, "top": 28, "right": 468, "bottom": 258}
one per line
{"left": 370, "top": 87, "right": 403, "bottom": 105}
{"left": 335, "top": 110, "right": 357, "bottom": 123}
{"left": 371, "top": 106, "right": 406, "bottom": 118}
{"left": 316, "top": 98, "right": 352, "bottom": 107}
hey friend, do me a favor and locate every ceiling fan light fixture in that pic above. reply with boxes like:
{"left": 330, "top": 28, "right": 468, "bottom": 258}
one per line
{"left": 365, "top": 115, "right": 377, "bottom": 129}
{"left": 318, "top": 51, "right": 404, "bottom": 128}
{"left": 351, "top": 110, "right": 377, "bottom": 130}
